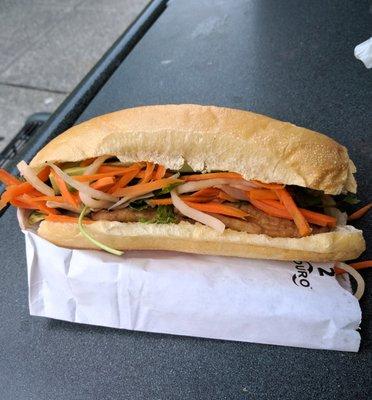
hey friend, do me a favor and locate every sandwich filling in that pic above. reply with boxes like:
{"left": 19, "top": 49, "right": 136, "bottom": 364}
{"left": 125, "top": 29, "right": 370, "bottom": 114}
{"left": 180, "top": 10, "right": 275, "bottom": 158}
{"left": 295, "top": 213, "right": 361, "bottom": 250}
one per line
{"left": 1, "top": 158, "right": 360, "bottom": 241}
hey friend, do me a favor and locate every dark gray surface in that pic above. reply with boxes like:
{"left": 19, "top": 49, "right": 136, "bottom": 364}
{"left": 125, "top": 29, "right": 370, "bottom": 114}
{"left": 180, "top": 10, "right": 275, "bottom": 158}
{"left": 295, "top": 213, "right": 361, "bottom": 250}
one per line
{"left": 1, "top": 0, "right": 372, "bottom": 399}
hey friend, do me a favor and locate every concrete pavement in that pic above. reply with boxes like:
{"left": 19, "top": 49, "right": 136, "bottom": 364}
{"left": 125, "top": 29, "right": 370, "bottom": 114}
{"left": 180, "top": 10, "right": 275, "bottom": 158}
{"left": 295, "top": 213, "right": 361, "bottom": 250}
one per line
{"left": 0, "top": 0, "right": 148, "bottom": 152}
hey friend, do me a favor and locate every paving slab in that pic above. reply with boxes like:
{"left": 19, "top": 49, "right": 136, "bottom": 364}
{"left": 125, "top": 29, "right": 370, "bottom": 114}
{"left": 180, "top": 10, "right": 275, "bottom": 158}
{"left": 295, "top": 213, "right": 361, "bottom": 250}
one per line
{"left": 0, "top": 0, "right": 82, "bottom": 11}
{"left": 0, "top": 85, "right": 65, "bottom": 152}
{"left": 77, "top": 0, "right": 149, "bottom": 14}
{"left": 0, "top": 3, "right": 72, "bottom": 73}
{"left": 0, "top": 0, "right": 148, "bottom": 151}
{"left": 0, "top": 1, "right": 149, "bottom": 93}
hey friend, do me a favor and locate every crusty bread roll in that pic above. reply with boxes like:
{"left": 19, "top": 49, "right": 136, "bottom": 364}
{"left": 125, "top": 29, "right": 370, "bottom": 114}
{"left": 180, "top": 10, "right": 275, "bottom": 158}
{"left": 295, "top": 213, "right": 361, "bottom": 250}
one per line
{"left": 31, "top": 104, "right": 365, "bottom": 261}
{"left": 31, "top": 104, "right": 356, "bottom": 195}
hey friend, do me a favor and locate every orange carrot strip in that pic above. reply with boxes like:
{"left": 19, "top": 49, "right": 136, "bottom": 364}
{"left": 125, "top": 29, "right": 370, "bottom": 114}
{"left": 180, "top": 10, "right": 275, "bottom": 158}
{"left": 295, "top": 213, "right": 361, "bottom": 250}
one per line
{"left": 10, "top": 198, "right": 38, "bottom": 210}
{"left": 20, "top": 194, "right": 58, "bottom": 215}
{"left": 253, "top": 198, "right": 336, "bottom": 227}
{"left": 185, "top": 201, "right": 249, "bottom": 219}
{"left": 37, "top": 166, "right": 51, "bottom": 182}
{"left": 248, "top": 198, "right": 292, "bottom": 220}
{"left": 112, "top": 177, "right": 182, "bottom": 198}
{"left": 140, "top": 162, "right": 155, "bottom": 184}
{"left": 190, "top": 187, "right": 220, "bottom": 198}
{"left": 249, "top": 189, "right": 278, "bottom": 201}
{"left": 348, "top": 203, "right": 372, "bottom": 221}
{"left": 90, "top": 176, "right": 115, "bottom": 190}
{"left": 31, "top": 195, "right": 65, "bottom": 202}
{"left": 350, "top": 260, "right": 372, "bottom": 270}
{"left": 74, "top": 173, "right": 125, "bottom": 182}
{"left": 45, "top": 214, "right": 94, "bottom": 224}
{"left": 184, "top": 196, "right": 217, "bottom": 203}
{"left": 335, "top": 260, "right": 372, "bottom": 274}
{"left": 251, "top": 180, "right": 285, "bottom": 190}
{"left": 300, "top": 208, "right": 336, "bottom": 228}
{"left": 275, "top": 189, "right": 311, "bottom": 236}
{"left": 135, "top": 170, "right": 145, "bottom": 178}
{"left": 217, "top": 191, "right": 239, "bottom": 202}
{"left": 183, "top": 172, "right": 242, "bottom": 181}
{"left": 74, "top": 166, "right": 140, "bottom": 182}
{"left": 148, "top": 196, "right": 214, "bottom": 206}
{"left": 97, "top": 162, "right": 146, "bottom": 173}
{"left": 0, "top": 169, "right": 21, "bottom": 186}
{"left": 108, "top": 166, "right": 141, "bottom": 194}
{"left": 52, "top": 171, "right": 79, "bottom": 208}
{"left": 154, "top": 165, "right": 166, "bottom": 180}
{"left": 80, "top": 158, "right": 97, "bottom": 167}
{"left": 2, "top": 183, "right": 37, "bottom": 203}
{"left": 264, "top": 199, "right": 336, "bottom": 227}
{"left": 1, "top": 166, "right": 51, "bottom": 204}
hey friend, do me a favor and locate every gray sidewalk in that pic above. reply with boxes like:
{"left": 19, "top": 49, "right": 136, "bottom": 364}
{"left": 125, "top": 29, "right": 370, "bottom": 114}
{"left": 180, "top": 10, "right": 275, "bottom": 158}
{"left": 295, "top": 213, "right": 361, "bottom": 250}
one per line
{"left": 0, "top": 0, "right": 148, "bottom": 152}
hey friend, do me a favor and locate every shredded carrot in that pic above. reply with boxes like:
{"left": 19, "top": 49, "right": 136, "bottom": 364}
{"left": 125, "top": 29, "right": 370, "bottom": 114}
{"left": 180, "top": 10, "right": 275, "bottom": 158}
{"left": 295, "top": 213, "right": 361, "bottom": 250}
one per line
{"left": 217, "top": 191, "right": 239, "bottom": 202}
{"left": 45, "top": 214, "right": 94, "bottom": 224}
{"left": 348, "top": 203, "right": 372, "bottom": 221}
{"left": 350, "top": 260, "right": 372, "bottom": 270}
{"left": 251, "top": 180, "right": 285, "bottom": 190}
{"left": 74, "top": 166, "right": 140, "bottom": 182}
{"left": 108, "top": 166, "right": 141, "bottom": 194}
{"left": 74, "top": 172, "right": 127, "bottom": 182}
{"left": 1, "top": 182, "right": 38, "bottom": 203}
{"left": 188, "top": 196, "right": 217, "bottom": 203}
{"left": 90, "top": 176, "right": 115, "bottom": 190}
{"left": 135, "top": 170, "right": 145, "bottom": 178}
{"left": 10, "top": 198, "right": 38, "bottom": 210}
{"left": 154, "top": 165, "right": 166, "bottom": 180}
{"left": 248, "top": 198, "right": 292, "bottom": 220}
{"left": 31, "top": 195, "right": 65, "bottom": 203}
{"left": 275, "top": 189, "right": 312, "bottom": 236}
{"left": 0, "top": 169, "right": 21, "bottom": 186}
{"left": 190, "top": 187, "right": 220, "bottom": 198}
{"left": 52, "top": 171, "right": 79, "bottom": 208}
{"left": 264, "top": 199, "right": 336, "bottom": 227}
{"left": 97, "top": 163, "right": 145, "bottom": 173}
{"left": 148, "top": 195, "right": 215, "bottom": 206}
{"left": 249, "top": 189, "right": 278, "bottom": 201}
{"left": 147, "top": 188, "right": 220, "bottom": 206}
{"left": 335, "top": 260, "right": 372, "bottom": 274}
{"left": 80, "top": 158, "right": 97, "bottom": 167}
{"left": 37, "top": 166, "right": 51, "bottom": 182}
{"left": 112, "top": 177, "right": 182, "bottom": 198}
{"left": 300, "top": 208, "right": 336, "bottom": 228}
{"left": 140, "top": 162, "right": 155, "bottom": 184}
{"left": 27, "top": 189, "right": 44, "bottom": 197}
{"left": 183, "top": 172, "right": 242, "bottom": 181}
{"left": 1, "top": 166, "right": 50, "bottom": 202}
{"left": 185, "top": 201, "right": 249, "bottom": 219}
{"left": 20, "top": 194, "right": 59, "bottom": 215}
{"left": 249, "top": 197, "right": 336, "bottom": 227}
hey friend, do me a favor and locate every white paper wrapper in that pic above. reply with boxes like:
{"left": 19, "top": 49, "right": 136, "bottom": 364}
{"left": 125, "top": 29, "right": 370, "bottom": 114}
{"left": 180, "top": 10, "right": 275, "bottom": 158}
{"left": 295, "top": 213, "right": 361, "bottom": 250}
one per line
{"left": 354, "top": 37, "right": 372, "bottom": 68}
{"left": 21, "top": 226, "right": 361, "bottom": 352}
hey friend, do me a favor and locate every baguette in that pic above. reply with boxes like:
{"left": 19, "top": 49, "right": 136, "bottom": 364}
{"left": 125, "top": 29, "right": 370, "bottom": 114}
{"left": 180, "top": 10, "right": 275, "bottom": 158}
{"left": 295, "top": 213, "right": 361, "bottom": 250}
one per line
{"left": 20, "top": 104, "right": 365, "bottom": 261}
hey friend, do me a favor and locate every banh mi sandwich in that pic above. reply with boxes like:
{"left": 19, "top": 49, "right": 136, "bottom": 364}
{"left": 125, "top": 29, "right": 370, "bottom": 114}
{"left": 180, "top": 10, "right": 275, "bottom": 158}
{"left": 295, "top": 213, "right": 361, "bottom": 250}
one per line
{"left": 0, "top": 104, "right": 368, "bottom": 262}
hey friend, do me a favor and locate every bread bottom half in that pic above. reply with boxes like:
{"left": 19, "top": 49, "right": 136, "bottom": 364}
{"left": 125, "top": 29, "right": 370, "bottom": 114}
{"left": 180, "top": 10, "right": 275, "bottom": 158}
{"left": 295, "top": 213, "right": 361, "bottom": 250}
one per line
{"left": 37, "top": 220, "right": 365, "bottom": 262}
